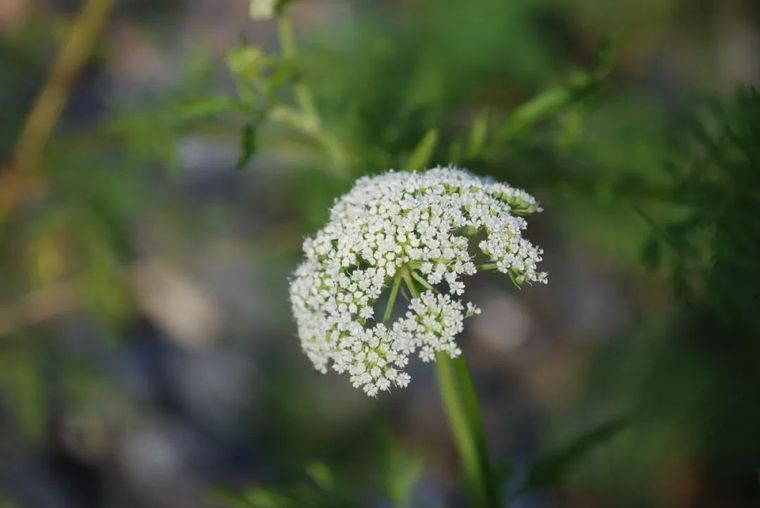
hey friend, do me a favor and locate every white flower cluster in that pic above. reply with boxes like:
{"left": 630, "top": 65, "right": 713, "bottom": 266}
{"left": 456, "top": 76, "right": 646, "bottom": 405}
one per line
{"left": 290, "top": 166, "right": 547, "bottom": 396}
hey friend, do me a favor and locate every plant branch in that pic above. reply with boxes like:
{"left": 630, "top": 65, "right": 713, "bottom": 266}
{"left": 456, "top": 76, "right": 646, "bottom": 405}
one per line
{"left": 274, "top": 13, "right": 347, "bottom": 173}
{"left": 401, "top": 268, "right": 419, "bottom": 299}
{"left": 0, "top": 281, "right": 82, "bottom": 337}
{"left": 402, "top": 263, "right": 498, "bottom": 506}
{"left": 494, "top": 38, "right": 613, "bottom": 144}
{"left": 13, "top": 0, "right": 115, "bottom": 172}
{"left": 383, "top": 270, "right": 403, "bottom": 324}
{"left": 2, "top": 0, "right": 115, "bottom": 219}
{"left": 276, "top": 15, "right": 318, "bottom": 120}
{"left": 410, "top": 270, "right": 436, "bottom": 292}
{"left": 436, "top": 354, "right": 497, "bottom": 508}
{"left": 453, "top": 356, "right": 498, "bottom": 503}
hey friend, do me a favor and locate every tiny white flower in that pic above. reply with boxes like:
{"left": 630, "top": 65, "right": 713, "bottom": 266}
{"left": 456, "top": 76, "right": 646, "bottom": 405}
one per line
{"left": 289, "top": 166, "right": 547, "bottom": 396}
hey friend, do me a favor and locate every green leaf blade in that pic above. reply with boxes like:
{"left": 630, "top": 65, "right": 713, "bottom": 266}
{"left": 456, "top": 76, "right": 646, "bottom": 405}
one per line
{"left": 405, "top": 128, "right": 439, "bottom": 171}
{"left": 516, "top": 416, "right": 629, "bottom": 495}
{"left": 236, "top": 123, "right": 257, "bottom": 170}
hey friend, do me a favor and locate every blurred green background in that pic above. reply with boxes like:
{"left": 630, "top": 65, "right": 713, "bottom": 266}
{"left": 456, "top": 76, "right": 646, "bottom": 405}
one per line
{"left": 0, "top": 0, "right": 758, "bottom": 507}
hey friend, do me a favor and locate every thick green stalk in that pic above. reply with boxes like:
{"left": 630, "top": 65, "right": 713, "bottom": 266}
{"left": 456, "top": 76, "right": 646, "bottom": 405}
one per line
{"left": 452, "top": 356, "right": 499, "bottom": 503}
{"left": 436, "top": 354, "right": 497, "bottom": 508}
{"left": 402, "top": 269, "right": 497, "bottom": 507}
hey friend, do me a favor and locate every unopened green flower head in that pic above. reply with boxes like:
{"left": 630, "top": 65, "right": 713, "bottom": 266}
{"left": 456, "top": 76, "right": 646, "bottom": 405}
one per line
{"left": 289, "top": 166, "right": 547, "bottom": 396}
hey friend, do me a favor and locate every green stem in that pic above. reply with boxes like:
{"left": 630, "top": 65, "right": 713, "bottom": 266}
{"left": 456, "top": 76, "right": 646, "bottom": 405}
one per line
{"left": 410, "top": 270, "right": 436, "bottom": 292}
{"left": 402, "top": 266, "right": 498, "bottom": 506}
{"left": 454, "top": 357, "right": 499, "bottom": 502}
{"left": 274, "top": 15, "right": 347, "bottom": 173}
{"left": 276, "top": 15, "right": 318, "bottom": 120}
{"left": 493, "top": 39, "right": 612, "bottom": 145}
{"left": 401, "top": 268, "right": 419, "bottom": 299}
{"left": 383, "top": 270, "right": 403, "bottom": 324}
{"left": 436, "top": 354, "right": 498, "bottom": 508}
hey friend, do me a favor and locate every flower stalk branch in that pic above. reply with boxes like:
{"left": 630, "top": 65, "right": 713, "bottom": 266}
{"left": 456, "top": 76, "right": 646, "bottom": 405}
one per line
{"left": 383, "top": 270, "right": 404, "bottom": 324}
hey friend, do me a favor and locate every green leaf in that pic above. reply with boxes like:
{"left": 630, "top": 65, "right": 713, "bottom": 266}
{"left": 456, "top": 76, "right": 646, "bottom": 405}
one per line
{"left": 175, "top": 96, "right": 238, "bottom": 121}
{"left": 516, "top": 416, "right": 628, "bottom": 495}
{"left": 642, "top": 235, "right": 662, "bottom": 271}
{"left": 447, "top": 136, "right": 464, "bottom": 165}
{"left": 405, "top": 128, "right": 439, "bottom": 171}
{"left": 236, "top": 123, "right": 257, "bottom": 169}
{"left": 209, "top": 487, "right": 256, "bottom": 508}
{"left": 266, "top": 59, "right": 296, "bottom": 99}
{"left": 496, "top": 37, "right": 614, "bottom": 142}
{"left": 386, "top": 455, "right": 423, "bottom": 508}
{"left": 465, "top": 113, "right": 489, "bottom": 159}
{"left": 0, "top": 346, "right": 46, "bottom": 440}
{"left": 244, "top": 488, "right": 293, "bottom": 508}
{"left": 376, "top": 426, "right": 424, "bottom": 508}
{"left": 275, "top": 0, "right": 297, "bottom": 16}
{"left": 305, "top": 461, "right": 335, "bottom": 492}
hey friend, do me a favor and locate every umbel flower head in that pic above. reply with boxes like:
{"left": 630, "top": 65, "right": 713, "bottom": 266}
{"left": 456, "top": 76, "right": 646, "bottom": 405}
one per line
{"left": 289, "top": 166, "right": 547, "bottom": 396}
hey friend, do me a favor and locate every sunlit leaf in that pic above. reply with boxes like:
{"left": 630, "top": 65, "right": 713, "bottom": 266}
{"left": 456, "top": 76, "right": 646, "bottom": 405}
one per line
{"left": 465, "top": 113, "right": 489, "bottom": 159}
{"left": 496, "top": 37, "right": 614, "bottom": 142}
{"left": 405, "top": 128, "right": 438, "bottom": 170}
{"left": 244, "top": 488, "right": 293, "bottom": 508}
{"left": 305, "top": 461, "right": 335, "bottom": 492}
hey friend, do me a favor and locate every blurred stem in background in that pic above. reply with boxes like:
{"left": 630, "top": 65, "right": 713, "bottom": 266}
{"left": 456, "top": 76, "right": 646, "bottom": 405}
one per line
{"left": 273, "top": 10, "right": 347, "bottom": 173}
{"left": 229, "top": 2, "right": 349, "bottom": 173}
{"left": 495, "top": 36, "right": 613, "bottom": 145}
{"left": 275, "top": 15, "right": 318, "bottom": 123}
{"left": 1, "top": 0, "right": 115, "bottom": 220}
{"left": 0, "top": 0, "right": 115, "bottom": 338}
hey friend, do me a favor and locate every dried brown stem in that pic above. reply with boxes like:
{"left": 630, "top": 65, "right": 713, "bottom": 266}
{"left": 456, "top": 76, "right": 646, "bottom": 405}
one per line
{"left": 1, "top": 0, "right": 115, "bottom": 219}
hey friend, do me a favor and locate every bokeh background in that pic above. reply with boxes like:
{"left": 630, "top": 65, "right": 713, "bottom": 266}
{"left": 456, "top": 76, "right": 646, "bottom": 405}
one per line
{"left": 1, "top": 0, "right": 759, "bottom": 507}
